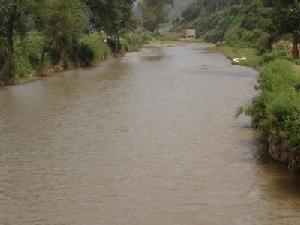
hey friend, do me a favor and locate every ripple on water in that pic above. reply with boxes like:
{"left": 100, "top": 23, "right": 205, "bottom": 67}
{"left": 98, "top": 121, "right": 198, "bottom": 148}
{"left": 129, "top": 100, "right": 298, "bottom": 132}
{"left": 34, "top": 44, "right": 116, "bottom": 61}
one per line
{"left": 0, "top": 43, "right": 299, "bottom": 225}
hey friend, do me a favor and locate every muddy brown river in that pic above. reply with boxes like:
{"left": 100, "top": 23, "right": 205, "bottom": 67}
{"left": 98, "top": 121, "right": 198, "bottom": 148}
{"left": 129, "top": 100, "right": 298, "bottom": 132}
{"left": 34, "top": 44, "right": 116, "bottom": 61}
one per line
{"left": 0, "top": 43, "right": 300, "bottom": 225}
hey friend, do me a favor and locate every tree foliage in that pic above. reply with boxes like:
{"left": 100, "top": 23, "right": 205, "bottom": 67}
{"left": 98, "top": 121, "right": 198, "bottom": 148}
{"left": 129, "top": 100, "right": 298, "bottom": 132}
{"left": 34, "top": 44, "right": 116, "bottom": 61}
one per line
{"left": 138, "top": 0, "right": 174, "bottom": 32}
{"left": 273, "top": 0, "right": 300, "bottom": 58}
{"left": 40, "top": 0, "right": 88, "bottom": 66}
{"left": 0, "top": 0, "right": 137, "bottom": 83}
{"left": 84, "top": 0, "right": 135, "bottom": 51}
{"left": 176, "top": 0, "right": 300, "bottom": 58}
{"left": 0, "top": 0, "right": 34, "bottom": 82}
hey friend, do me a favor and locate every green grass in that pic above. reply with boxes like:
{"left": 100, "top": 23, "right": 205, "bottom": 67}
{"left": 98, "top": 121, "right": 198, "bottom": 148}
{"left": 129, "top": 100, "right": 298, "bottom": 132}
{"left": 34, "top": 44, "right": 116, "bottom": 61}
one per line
{"left": 12, "top": 34, "right": 45, "bottom": 78}
{"left": 239, "top": 59, "right": 300, "bottom": 152}
{"left": 220, "top": 46, "right": 262, "bottom": 68}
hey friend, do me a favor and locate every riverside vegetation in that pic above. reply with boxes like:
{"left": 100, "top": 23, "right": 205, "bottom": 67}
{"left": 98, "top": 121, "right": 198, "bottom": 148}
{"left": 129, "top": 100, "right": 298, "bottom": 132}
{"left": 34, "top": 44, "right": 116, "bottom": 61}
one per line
{"left": 0, "top": 0, "right": 176, "bottom": 85}
{"left": 173, "top": 0, "right": 300, "bottom": 170}
{"left": 0, "top": 0, "right": 151, "bottom": 85}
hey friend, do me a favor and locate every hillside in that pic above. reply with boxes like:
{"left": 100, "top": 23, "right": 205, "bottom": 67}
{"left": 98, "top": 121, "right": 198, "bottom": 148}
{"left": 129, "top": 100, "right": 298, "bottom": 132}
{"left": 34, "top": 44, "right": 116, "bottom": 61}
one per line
{"left": 171, "top": 1, "right": 274, "bottom": 53}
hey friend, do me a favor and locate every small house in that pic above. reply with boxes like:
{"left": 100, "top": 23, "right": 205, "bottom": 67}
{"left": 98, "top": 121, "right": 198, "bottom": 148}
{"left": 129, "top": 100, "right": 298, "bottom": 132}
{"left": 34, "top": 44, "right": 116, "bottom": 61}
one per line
{"left": 183, "top": 29, "right": 196, "bottom": 39}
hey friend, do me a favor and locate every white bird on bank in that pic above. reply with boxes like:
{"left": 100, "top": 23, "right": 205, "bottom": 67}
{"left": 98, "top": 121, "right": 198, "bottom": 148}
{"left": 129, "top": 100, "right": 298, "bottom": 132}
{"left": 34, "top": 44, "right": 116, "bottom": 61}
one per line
{"left": 233, "top": 58, "right": 240, "bottom": 63}
{"left": 232, "top": 56, "right": 247, "bottom": 64}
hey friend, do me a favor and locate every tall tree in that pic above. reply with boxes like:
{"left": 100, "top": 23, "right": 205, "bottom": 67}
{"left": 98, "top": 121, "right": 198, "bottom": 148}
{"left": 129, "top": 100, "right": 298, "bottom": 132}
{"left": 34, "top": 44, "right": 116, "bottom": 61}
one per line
{"left": 40, "top": 0, "right": 87, "bottom": 67}
{"left": 139, "top": 0, "right": 174, "bottom": 32}
{"left": 85, "top": 0, "right": 135, "bottom": 52}
{"left": 273, "top": 0, "right": 300, "bottom": 58}
{"left": 0, "top": 0, "right": 33, "bottom": 83}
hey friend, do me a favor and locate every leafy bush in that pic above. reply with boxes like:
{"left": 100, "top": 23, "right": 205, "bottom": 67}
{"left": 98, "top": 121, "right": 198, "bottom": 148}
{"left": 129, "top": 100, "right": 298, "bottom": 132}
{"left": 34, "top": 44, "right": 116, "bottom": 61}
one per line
{"left": 13, "top": 34, "right": 44, "bottom": 77}
{"left": 256, "top": 32, "right": 272, "bottom": 55}
{"left": 3, "top": 32, "right": 146, "bottom": 77}
{"left": 240, "top": 12, "right": 260, "bottom": 30}
{"left": 77, "top": 33, "right": 111, "bottom": 66}
{"left": 122, "top": 32, "right": 147, "bottom": 51}
{"left": 262, "top": 50, "right": 287, "bottom": 63}
{"left": 242, "top": 60, "right": 300, "bottom": 152}
{"left": 295, "top": 59, "right": 300, "bottom": 65}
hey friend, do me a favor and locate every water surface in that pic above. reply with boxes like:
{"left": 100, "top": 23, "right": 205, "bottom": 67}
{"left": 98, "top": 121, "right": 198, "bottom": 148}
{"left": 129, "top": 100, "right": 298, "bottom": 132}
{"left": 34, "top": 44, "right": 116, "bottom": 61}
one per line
{"left": 1, "top": 43, "right": 300, "bottom": 225}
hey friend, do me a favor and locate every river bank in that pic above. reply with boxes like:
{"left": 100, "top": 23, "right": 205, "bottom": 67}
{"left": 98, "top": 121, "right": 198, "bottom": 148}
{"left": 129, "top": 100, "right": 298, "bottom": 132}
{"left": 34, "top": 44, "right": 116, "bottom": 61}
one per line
{"left": 0, "top": 33, "right": 194, "bottom": 87}
{"left": 169, "top": 0, "right": 300, "bottom": 171}
{"left": 217, "top": 46, "right": 263, "bottom": 68}
{"left": 223, "top": 46, "right": 300, "bottom": 172}
{"left": 0, "top": 32, "right": 148, "bottom": 87}
{"left": 0, "top": 53, "right": 119, "bottom": 87}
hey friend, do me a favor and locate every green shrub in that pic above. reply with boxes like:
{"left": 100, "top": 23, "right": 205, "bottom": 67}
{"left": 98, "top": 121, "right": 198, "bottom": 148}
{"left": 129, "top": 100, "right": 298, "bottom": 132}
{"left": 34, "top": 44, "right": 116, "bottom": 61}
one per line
{"left": 122, "top": 32, "right": 146, "bottom": 51}
{"left": 77, "top": 33, "right": 111, "bottom": 65}
{"left": 242, "top": 59, "right": 300, "bottom": 152}
{"left": 295, "top": 59, "right": 300, "bottom": 65}
{"left": 204, "top": 30, "right": 224, "bottom": 43}
{"left": 262, "top": 50, "right": 287, "bottom": 63}
{"left": 256, "top": 32, "right": 272, "bottom": 55}
{"left": 13, "top": 34, "right": 44, "bottom": 77}
{"left": 240, "top": 12, "right": 260, "bottom": 30}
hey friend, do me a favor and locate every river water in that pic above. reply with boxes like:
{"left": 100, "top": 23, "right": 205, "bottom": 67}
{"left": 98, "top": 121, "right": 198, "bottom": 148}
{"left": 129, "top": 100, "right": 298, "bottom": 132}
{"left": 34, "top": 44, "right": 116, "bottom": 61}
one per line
{"left": 0, "top": 43, "right": 300, "bottom": 225}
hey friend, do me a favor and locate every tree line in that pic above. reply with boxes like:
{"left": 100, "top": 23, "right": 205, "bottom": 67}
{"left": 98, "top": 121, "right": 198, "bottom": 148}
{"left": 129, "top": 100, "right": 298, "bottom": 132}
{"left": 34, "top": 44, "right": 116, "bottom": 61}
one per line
{"left": 0, "top": 0, "right": 135, "bottom": 84}
{"left": 179, "top": 0, "right": 300, "bottom": 58}
{"left": 0, "top": 0, "right": 178, "bottom": 84}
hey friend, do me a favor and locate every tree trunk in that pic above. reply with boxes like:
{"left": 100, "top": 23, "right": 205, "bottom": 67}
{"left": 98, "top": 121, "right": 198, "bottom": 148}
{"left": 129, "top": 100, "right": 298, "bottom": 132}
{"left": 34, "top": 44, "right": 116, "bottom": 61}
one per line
{"left": 0, "top": 5, "right": 17, "bottom": 84}
{"left": 38, "top": 49, "right": 48, "bottom": 76}
{"left": 292, "top": 33, "right": 299, "bottom": 59}
{"left": 117, "top": 32, "right": 121, "bottom": 53}
{"left": 58, "top": 49, "right": 65, "bottom": 70}
{"left": 41, "top": 49, "right": 45, "bottom": 66}
{"left": 0, "top": 55, "right": 11, "bottom": 84}
{"left": 0, "top": 35, "right": 14, "bottom": 84}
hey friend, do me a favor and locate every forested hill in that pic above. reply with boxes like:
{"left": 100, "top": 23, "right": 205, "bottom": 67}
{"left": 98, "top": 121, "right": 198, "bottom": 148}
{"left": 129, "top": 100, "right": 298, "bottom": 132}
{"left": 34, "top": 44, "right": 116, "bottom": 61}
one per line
{"left": 172, "top": 0, "right": 276, "bottom": 53}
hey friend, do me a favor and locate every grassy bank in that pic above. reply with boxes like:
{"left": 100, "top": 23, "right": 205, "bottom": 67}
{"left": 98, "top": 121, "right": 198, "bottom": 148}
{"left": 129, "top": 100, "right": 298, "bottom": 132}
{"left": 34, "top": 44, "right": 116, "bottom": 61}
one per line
{"left": 237, "top": 59, "right": 300, "bottom": 170}
{"left": 174, "top": 1, "right": 300, "bottom": 170}
{"left": 0, "top": 31, "right": 147, "bottom": 86}
{"left": 219, "top": 46, "right": 263, "bottom": 68}
{"left": 169, "top": 1, "right": 300, "bottom": 171}
{"left": 219, "top": 40, "right": 300, "bottom": 171}
{"left": 167, "top": 23, "right": 300, "bottom": 170}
